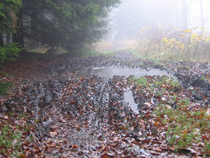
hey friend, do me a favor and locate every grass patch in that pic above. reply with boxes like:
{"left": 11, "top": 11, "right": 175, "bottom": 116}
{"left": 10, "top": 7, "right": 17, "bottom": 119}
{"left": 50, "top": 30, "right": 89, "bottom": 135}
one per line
{"left": 80, "top": 49, "right": 99, "bottom": 57}
{"left": 129, "top": 75, "right": 210, "bottom": 155}
{"left": 0, "top": 112, "right": 34, "bottom": 157}
{"left": 130, "top": 76, "right": 180, "bottom": 91}
{"left": 78, "top": 46, "right": 118, "bottom": 57}
{"left": 155, "top": 104, "right": 210, "bottom": 152}
{"left": 0, "top": 124, "right": 23, "bottom": 156}
{"left": 0, "top": 81, "right": 13, "bottom": 96}
{"left": 101, "top": 50, "right": 117, "bottom": 57}
{"left": 129, "top": 76, "right": 148, "bottom": 87}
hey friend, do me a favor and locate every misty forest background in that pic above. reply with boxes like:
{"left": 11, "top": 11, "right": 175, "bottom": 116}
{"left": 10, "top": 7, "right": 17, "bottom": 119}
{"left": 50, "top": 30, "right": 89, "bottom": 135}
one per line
{"left": 99, "top": 0, "right": 210, "bottom": 62}
{"left": 1, "top": 0, "right": 210, "bottom": 94}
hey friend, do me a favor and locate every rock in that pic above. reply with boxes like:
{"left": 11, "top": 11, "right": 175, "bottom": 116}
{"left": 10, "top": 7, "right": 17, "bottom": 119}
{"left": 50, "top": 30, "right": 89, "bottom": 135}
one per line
{"left": 192, "top": 91, "right": 203, "bottom": 101}
{"left": 192, "top": 79, "right": 207, "bottom": 89}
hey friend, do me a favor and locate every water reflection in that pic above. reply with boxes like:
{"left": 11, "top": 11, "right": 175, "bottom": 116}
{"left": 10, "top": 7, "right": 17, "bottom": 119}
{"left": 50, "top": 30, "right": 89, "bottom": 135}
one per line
{"left": 124, "top": 89, "right": 139, "bottom": 114}
{"left": 92, "top": 66, "right": 167, "bottom": 78}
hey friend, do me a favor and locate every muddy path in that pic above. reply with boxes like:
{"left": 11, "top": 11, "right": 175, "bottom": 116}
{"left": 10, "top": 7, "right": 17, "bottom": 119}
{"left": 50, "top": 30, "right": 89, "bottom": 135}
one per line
{"left": 1, "top": 51, "right": 210, "bottom": 157}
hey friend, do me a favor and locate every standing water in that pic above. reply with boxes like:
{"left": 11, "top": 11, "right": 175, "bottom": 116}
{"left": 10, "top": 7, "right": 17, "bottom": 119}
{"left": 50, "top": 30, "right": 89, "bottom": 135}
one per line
{"left": 92, "top": 66, "right": 167, "bottom": 78}
{"left": 59, "top": 66, "right": 168, "bottom": 114}
{"left": 124, "top": 89, "right": 139, "bottom": 114}
{"left": 92, "top": 66, "right": 168, "bottom": 114}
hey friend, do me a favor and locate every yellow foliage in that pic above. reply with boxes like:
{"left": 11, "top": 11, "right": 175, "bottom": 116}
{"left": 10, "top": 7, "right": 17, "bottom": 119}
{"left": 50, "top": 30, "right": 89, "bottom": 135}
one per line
{"left": 161, "top": 37, "right": 185, "bottom": 51}
{"left": 179, "top": 34, "right": 185, "bottom": 37}
{"left": 191, "top": 33, "right": 201, "bottom": 41}
{"left": 182, "top": 29, "right": 192, "bottom": 33}
{"left": 205, "top": 37, "right": 210, "bottom": 42}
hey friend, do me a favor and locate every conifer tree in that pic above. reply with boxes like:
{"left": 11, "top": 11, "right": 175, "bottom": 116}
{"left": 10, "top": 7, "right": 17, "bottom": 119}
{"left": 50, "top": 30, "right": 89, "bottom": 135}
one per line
{"left": 0, "top": 0, "right": 22, "bottom": 95}
{"left": 20, "top": 0, "right": 120, "bottom": 53}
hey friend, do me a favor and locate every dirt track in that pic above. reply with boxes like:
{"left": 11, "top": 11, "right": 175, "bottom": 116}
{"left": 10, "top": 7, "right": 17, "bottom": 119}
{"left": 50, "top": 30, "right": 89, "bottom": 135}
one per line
{"left": 1, "top": 52, "right": 210, "bottom": 157}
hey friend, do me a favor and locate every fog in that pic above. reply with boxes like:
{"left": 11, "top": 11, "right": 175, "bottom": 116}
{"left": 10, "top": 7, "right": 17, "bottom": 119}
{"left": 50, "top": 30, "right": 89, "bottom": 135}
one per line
{"left": 97, "top": 0, "right": 210, "bottom": 51}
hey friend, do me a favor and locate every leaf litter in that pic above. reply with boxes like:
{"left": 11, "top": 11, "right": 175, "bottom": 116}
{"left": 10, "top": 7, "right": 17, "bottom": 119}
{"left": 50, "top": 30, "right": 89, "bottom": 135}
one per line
{"left": 0, "top": 52, "right": 210, "bottom": 157}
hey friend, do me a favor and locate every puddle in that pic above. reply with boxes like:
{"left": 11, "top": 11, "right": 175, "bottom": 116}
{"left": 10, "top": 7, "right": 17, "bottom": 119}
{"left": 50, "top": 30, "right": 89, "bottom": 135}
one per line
{"left": 92, "top": 66, "right": 167, "bottom": 78}
{"left": 124, "top": 89, "right": 139, "bottom": 114}
{"left": 58, "top": 66, "right": 168, "bottom": 115}
{"left": 60, "top": 66, "right": 168, "bottom": 78}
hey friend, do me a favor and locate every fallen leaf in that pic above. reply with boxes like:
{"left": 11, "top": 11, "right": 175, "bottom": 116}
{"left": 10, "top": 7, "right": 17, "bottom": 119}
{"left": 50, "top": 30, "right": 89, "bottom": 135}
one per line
{"left": 49, "top": 131, "right": 57, "bottom": 137}
{"left": 197, "top": 142, "right": 205, "bottom": 147}
{"left": 165, "top": 105, "right": 172, "bottom": 109}
{"left": 205, "top": 116, "right": 210, "bottom": 119}
{"left": 72, "top": 145, "right": 78, "bottom": 148}
{"left": 101, "top": 152, "right": 109, "bottom": 158}
{"left": 154, "top": 122, "right": 159, "bottom": 126}
{"left": 12, "top": 139, "right": 18, "bottom": 146}
{"left": 205, "top": 109, "right": 210, "bottom": 115}
{"left": 19, "top": 153, "right": 27, "bottom": 158}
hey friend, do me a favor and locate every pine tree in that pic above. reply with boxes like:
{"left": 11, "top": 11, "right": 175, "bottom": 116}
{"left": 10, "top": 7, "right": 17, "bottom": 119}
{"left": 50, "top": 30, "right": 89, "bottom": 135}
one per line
{"left": 0, "top": 0, "right": 22, "bottom": 95}
{"left": 19, "top": 0, "right": 120, "bottom": 54}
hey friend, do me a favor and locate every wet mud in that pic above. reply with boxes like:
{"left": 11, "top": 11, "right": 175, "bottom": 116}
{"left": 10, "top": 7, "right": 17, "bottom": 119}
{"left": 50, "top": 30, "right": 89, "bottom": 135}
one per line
{"left": 1, "top": 51, "right": 210, "bottom": 157}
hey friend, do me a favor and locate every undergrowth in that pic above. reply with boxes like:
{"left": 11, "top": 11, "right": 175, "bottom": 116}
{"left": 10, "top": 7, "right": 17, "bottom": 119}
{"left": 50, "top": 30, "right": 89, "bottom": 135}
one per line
{"left": 132, "top": 24, "right": 210, "bottom": 62}
{"left": 0, "top": 112, "right": 34, "bottom": 157}
{"left": 129, "top": 75, "right": 210, "bottom": 155}
{"left": 155, "top": 104, "right": 210, "bottom": 152}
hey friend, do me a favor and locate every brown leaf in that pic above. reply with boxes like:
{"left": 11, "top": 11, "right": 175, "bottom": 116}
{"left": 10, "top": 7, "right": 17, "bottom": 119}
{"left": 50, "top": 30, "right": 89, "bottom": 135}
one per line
{"left": 197, "top": 142, "right": 205, "bottom": 147}
{"left": 49, "top": 131, "right": 57, "bottom": 137}
{"left": 70, "top": 100, "right": 76, "bottom": 104}
{"left": 154, "top": 122, "right": 159, "bottom": 126}
{"left": 150, "top": 150, "right": 161, "bottom": 155}
{"left": 101, "top": 153, "right": 109, "bottom": 158}
{"left": 72, "top": 145, "right": 78, "bottom": 148}
{"left": 205, "top": 116, "right": 210, "bottom": 119}
{"left": 19, "top": 153, "right": 27, "bottom": 158}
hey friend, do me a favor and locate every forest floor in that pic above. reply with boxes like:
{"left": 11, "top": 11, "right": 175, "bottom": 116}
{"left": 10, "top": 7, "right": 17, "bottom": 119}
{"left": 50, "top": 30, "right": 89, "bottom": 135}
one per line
{"left": 0, "top": 51, "right": 210, "bottom": 157}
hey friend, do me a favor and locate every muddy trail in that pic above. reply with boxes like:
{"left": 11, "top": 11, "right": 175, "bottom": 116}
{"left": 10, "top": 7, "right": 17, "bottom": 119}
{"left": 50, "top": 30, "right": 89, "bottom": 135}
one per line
{"left": 1, "top": 51, "right": 210, "bottom": 157}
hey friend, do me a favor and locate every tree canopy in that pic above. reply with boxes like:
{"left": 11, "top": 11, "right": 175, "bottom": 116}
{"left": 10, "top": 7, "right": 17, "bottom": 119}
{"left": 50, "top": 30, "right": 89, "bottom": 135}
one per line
{"left": 0, "top": 0, "right": 22, "bottom": 34}
{"left": 0, "top": 0, "right": 22, "bottom": 64}
{"left": 13, "top": 0, "right": 121, "bottom": 53}
{"left": 0, "top": 0, "right": 22, "bottom": 95}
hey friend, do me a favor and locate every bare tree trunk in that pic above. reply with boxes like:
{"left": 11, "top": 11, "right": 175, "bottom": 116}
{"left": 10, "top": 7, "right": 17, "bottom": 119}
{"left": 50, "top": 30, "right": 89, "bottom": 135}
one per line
{"left": 0, "top": 33, "right": 4, "bottom": 47}
{"left": 200, "top": 0, "right": 204, "bottom": 28}
{"left": 206, "top": 0, "right": 209, "bottom": 31}
{"left": 13, "top": 8, "right": 24, "bottom": 47}
{"left": 182, "top": 0, "right": 188, "bottom": 29}
{"left": 175, "top": 0, "right": 179, "bottom": 26}
{"left": 6, "top": 33, "right": 12, "bottom": 44}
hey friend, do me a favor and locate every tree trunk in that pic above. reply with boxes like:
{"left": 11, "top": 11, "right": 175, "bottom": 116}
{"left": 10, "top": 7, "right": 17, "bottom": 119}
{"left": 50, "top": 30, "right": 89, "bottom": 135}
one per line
{"left": 207, "top": 0, "right": 209, "bottom": 31}
{"left": 175, "top": 0, "right": 178, "bottom": 26}
{"left": 182, "top": 0, "right": 188, "bottom": 29}
{"left": 200, "top": 0, "right": 204, "bottom": 28}
{"left": 13, "top": 8, "right": 24, "bottom": 47}
{"left": 6, "top": 33, "right": 12, "bottom": 44}
{"left": 0, "top": 33, "right": 4, "bottom": 47}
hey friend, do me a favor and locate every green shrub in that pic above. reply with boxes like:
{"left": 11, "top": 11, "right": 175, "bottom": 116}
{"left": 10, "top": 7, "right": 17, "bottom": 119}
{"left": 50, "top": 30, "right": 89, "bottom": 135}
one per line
{"left": 0, "top": 43, "right": 21, "bottom": 95}
{"left": 0, "top": 81, "right": 13, "bottom": 95}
